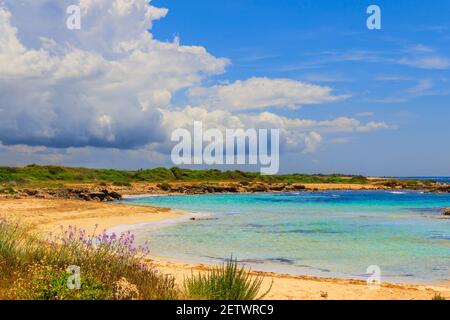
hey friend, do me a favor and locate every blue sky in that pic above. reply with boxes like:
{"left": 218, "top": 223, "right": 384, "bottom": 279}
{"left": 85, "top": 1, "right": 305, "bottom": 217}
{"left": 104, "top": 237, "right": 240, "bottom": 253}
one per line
{"left": 153, "top": 0, "right": 450, "bottom": 176}
{"left": 0, "top": 0, "right": 449, "bottom": 176}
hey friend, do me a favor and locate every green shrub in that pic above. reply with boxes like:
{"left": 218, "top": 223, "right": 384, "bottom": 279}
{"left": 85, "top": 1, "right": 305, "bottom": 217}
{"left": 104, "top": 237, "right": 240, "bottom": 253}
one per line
{"left": 432, "top": 293, "right": 446, "bottom": 300}
{"left": 0, "top": 219, "right": 178, "bottom": 300}
{"left": 47, "top": 166, "right": 65, "bottom": 176}
{"left": 19, "top": 266, "right": 110, "bottom": 300}
{"left": 157, "top": 183, "right": 171, "bottom": 191}
{"left": 384, "top": 180, "right": 400, "bottom": 188}
{"left": 0, "top": 164, "right": 379, "bottom": 186}
{"left": 184, "top": 258, "right": 271, "bottom": 300}
{"left": 112, "top": 181, "right": 131, "bottom": 187}
{"left": 0, "top": 219, "right": 32, "bottom": 269}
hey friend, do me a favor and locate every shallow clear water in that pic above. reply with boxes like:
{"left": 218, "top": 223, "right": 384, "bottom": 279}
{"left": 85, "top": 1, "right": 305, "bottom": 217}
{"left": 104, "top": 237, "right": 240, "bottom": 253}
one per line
{"left": 121, "top": 191, "right": 450, "bottom": 283}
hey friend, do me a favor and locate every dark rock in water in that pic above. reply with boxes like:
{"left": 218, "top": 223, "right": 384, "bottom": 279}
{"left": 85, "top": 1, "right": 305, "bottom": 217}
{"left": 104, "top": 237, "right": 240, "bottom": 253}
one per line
{"left": 240, "top": 257, "right": 295, "bottom": 265}
{"left": 443, "top": 209, "right": 450, "bottom": 216}
{"left": 267, "top": 258, "right": 295, "bottom": 265}
{"left": 189, "top": 217, "right": 218, "bottom": 221}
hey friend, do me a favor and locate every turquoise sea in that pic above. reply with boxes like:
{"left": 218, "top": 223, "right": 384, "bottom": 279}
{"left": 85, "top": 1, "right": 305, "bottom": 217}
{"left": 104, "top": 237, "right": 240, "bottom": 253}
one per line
{"left": 121, "top": 191, "right": 450, "bottom": 284}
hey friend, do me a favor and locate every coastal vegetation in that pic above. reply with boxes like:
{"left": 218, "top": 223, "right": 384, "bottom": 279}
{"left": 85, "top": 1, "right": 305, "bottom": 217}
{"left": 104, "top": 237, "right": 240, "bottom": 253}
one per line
{"left": 0, "top": 165, "right": 369, "bottom": 188}
{"left": 0, "top": 218, "right": 269, "bottom": 300}
{"left": 432, "top": 293, "right": 446, "bottom": 300}
{"left": 184, "top": 258, "right": 271, "bottom": 300}
{"left": 1, "top": 165, "right": 447, "bottom": 201}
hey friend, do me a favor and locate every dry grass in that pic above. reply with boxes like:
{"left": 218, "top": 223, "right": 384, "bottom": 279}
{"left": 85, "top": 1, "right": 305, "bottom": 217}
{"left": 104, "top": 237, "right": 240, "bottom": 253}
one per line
{"left": 0, "top": 218, "right": 269, "bottom": 300}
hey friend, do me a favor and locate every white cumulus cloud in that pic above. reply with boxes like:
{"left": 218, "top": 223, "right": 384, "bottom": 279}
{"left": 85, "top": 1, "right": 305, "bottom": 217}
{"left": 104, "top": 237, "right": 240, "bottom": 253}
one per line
{"left": 0, "top": 0, "right": 391, "bottom": 164}
{"left": 0, "top": 0, "right": 228, "bottom": 149}
{"left": 159, "top": 106, "right": 390, "bottom": 154}
{"left": 188, "top": 77, "right": 350, "bottom": 111}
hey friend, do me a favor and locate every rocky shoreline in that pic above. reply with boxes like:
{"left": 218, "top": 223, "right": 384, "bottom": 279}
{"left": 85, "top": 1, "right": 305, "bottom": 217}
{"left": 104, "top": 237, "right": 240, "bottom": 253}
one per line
{"left": 2, "top": 179, "right": 450, "bottom": 204}
{"left": 17, "top": 188, "right": 122, "bottom": 202}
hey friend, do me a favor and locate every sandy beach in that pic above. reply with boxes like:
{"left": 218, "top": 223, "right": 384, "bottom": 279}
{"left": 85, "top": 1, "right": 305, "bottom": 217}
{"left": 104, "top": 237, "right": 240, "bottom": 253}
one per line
{"left": 1, "top": 197, "right": 449, "bottom": 300}
{"left": 0, "top": 197, "right": 184, "bottom": 236}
